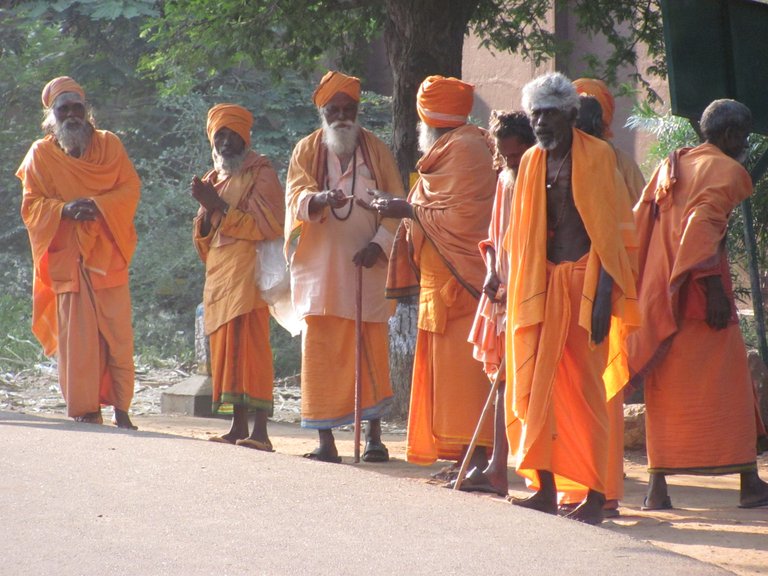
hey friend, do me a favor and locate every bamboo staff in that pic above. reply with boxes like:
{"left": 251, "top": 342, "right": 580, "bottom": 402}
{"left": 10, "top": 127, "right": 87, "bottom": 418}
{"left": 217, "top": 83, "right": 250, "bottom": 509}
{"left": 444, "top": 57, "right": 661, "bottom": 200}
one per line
{"left": 354, "top": 264, "right": 363, "bottom": 463}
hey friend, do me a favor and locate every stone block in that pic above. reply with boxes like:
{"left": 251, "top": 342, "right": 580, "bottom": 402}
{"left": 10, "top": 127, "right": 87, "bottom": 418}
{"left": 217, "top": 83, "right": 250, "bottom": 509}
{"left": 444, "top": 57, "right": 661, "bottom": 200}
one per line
{"left": 624, "top": 403, "right": 646, "bottom": 450}
{"left": 161, "top": 374, "right": 213, "bottom": 417}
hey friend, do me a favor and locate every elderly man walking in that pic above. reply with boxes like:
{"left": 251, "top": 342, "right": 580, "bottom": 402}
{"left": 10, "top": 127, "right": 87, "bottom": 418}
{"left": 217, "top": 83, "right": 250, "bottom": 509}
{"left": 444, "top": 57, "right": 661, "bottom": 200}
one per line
{"left": 192, "top": 104, "right": 285, "bottom": 451}
{"left": 285, "top": 71, "right": 404, "bottom": 463}
{"left": 17, "top": 76, "right": 141, "bottom": 429}
{"left": 628, "top": 99, "right": 768, "bottom": 510}
{"left": 504, "top": 72, "right": 640, "bottom": 525}
{"left": 371, "top": 75, "right": 497, "bottom": 477}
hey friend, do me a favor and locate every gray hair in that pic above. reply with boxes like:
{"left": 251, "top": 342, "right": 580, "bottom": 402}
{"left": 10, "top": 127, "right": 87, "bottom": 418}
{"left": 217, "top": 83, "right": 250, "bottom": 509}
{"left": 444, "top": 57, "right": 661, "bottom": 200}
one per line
{"left": 522, "top": 72, "right": 580, "bottom": 116}
{"left": 700, "top": 99, "right": 752, "bottom": 141}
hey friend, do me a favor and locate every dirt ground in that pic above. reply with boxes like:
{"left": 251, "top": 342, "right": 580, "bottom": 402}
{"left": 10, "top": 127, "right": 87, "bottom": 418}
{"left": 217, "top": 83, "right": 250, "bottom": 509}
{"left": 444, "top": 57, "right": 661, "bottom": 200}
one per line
{"left": 2, "top": 366, "right": 767, "bottom": 576}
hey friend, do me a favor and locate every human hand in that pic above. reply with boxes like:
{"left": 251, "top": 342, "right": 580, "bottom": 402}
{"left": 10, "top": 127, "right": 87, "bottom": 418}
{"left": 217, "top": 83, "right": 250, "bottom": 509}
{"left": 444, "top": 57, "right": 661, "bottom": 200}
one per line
{"left": 483, "top": 269, "right": 502, "bottom": 302}
{"left": 191, "top": 176, "right": 225, "bottom": 213}
{"left": 62, "top": 198, "right": 98, "bottom": 221}
{"left": 366, "top": 189, "right": 413, "bottom": 219}
{"left": 353, "top": 242, "right": 383, "bottom": 268}
{"left": 704, "top": 276, "right": 731, "bottom": 330}
{"left": 591, "top": 268, "right": 614, "bottom": 344}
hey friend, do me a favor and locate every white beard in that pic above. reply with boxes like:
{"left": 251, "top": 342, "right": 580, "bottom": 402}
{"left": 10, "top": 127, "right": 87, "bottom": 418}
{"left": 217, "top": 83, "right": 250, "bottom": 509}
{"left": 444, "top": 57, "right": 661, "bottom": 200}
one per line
{"left": 213, "top": 148, "right": 247, "bottom": 177}
{"left": 418, "top": 121, "right": 442, "bottom": 154}
{"left": 321, "top": 116, "right": 360, "bottom": 157}
{"left": 46, "top": 114, "right": 92, "bottom": 155}
{"left": 499, "top": 166, "right": 516, "bottom": 187}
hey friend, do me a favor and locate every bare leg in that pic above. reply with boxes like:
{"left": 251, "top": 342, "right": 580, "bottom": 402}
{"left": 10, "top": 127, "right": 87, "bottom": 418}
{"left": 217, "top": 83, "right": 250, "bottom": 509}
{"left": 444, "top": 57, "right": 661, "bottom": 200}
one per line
{"left": 739, "top": 470, "right": 768, "bottom": 508}
{"left": 316, "top": 428, "right": 339, "bottom": 459}
{"left": 214, "top": 404, "right": 249, "bottom": 443}
{"left": 511, "top": 469, "right": 557, "bottom": 514}
{"left": 113, "top": 408, "right": 137, "bottom": 430}
{"left": 247, "top": 409, "right": 271, "bottom": 445}
{"left": 643, "top": 472, "right": 671, "bottom": 509}
{"left": 366, "top": 418, "right": 382, "bottom": 444}
{"left": 480, "top": 380, "right": 509, "bottom": 493}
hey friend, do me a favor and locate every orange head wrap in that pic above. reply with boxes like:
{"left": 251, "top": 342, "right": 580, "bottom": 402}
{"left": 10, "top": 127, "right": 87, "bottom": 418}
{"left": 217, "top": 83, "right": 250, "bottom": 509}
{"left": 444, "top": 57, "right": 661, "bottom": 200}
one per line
{"left": 416, "top": 75, "right": 474, "bottom": 128}
{"left": 206, "top": 103, "right": 253, "bottom": 149}
{"left": 573, "top": 78, "right": 615, "bottom": 138}
{"left": 41, "top": 76, "right": 85, "bottom": 109}
{"left": 312, "top": 71, "right": 361, "bottom": 108}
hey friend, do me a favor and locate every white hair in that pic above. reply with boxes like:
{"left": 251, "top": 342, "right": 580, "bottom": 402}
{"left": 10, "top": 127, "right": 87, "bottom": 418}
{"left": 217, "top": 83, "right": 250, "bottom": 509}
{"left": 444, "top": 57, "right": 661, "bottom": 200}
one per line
{"left": 417, "top": 121, "right": 445, "bottom": 154}
{"left": 522, "top": 72, "right": 580, "bottom": 115}
{"left": 212, "top": 147, "right": 247, "bottom": 177}
{"left": 700, "top": 99, "right": 752, "bottom": 141}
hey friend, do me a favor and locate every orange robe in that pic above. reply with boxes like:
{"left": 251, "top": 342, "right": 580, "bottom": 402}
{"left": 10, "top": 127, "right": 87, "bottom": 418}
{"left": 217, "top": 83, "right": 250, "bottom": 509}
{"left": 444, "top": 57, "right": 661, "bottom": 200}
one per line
{"left": 286, "top": 128, "right": 404, "bottom": 428}
{"left": 560, "top": 145, "right": 646, "bottom": 504}
{"left": 17, "top": 130, "right": 140, "bottom": 417}
{"left": 628, "top": 143, "right": 757, "bottom": 474}
{"left": 388, "top": 124, "right": 496, "bottom": 464}
{"left": 193, "top": 151, "right": 284, "bottom": 414}
{"left": 505, "top": 129, "right": 639, "bottom": 494}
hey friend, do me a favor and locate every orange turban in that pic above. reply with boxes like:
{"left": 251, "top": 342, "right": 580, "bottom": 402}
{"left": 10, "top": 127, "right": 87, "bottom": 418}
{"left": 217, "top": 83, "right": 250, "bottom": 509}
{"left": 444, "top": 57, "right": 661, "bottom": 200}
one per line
{"left": 416, "top": 75, "right": 474, "bottom": 128}
{"left": 206, "top": 103, "right": 253, "bottom": 149}
{"left": 573, "top": 78, "right": 615, "bottom": 138}
{"left": 312, "top": 71, "right": 361, "bottom": 108}
{"left": 41, "top": 76, "right": 85, "bottom": 109}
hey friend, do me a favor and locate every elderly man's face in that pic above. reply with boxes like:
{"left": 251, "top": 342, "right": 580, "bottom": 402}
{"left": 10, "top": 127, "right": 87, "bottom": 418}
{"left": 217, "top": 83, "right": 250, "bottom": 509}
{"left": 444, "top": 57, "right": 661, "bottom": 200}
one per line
{"left": 53, "top": 94, "right": 86, "bottom": 128}
{"left": 322, "top": 92, "right": 358, "bottom": 126}
{"left": 530, "top": 106, "right": 575, "bottom": 151}
{"left": 213, "top": 127, "right": 246, "bottom": 158}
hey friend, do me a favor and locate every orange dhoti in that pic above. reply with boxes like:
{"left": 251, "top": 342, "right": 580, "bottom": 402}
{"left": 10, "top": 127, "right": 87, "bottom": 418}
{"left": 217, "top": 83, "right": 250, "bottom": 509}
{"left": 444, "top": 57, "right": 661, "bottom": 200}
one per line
{"left": 300, "top": 315, "right": 392, "bottom": 429}
{"left": 407, "top": 241, "right": 493, "bottom": 465}
{"left": 513, "top": 259, "right": 610, "bottom": 495}
{"left": 57, "top": 264, "right": 135, "bottom": 418}
{"left": 209, "top": 307, "right": 274, "bottom": 415}
{"left": 645, "top": 319, "right": 756, "bottom": 474}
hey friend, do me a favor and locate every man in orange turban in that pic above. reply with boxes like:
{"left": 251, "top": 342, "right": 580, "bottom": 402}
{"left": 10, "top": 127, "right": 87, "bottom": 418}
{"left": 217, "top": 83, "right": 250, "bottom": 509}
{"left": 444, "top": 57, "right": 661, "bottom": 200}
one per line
{"left": 285, "top": 71, "right": 404, "bottom": 462}
{"left": 192, "top": 103, "right": 285, "bottom": 450}
{"left": 17, "top": 77, "right": 141, "bottom": 428}
{"left": 371, "top": 75, "right": 497, "bottom": 478}
{"left": 573, "top": 77, "right": 645, "bottom": 205}
{"left": 628, "top": 99, "right": 768, "bottom": 510}
{"left": 504, "top": 72, "right": 639, "bottom": 525}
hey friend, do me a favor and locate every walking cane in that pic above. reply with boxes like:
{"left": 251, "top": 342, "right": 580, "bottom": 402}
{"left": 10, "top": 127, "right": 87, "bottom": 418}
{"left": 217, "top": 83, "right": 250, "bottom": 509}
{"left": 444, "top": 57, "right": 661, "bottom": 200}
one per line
{"left": 453, "top": 356, "right": 506, "bottom": 491}
{"left": 354, "top": 264, "right": 363, "bottom": 463}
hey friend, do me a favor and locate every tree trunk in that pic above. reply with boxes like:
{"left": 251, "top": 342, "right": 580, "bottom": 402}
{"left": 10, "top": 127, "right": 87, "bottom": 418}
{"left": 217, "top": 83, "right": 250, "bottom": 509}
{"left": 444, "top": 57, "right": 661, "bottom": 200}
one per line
{"left": 383, "top": 0, "right": 480, "bottom": 184}
{"left": 381, "top": 1, "right": 479, "bottom": 421}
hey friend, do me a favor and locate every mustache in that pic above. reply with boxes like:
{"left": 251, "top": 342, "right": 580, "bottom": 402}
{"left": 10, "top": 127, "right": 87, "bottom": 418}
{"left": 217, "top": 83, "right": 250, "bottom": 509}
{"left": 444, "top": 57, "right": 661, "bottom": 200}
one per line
{"left": 330, "top": 120, "right": 355, "bottom": 130}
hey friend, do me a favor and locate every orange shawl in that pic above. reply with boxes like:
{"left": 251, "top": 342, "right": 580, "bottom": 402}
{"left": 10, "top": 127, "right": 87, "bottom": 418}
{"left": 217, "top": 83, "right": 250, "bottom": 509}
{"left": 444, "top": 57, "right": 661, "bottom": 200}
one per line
{"left": 506, "top": 129, "right": 640, "bottom": 424}
{"left": 387, "top": 124, "right": 496, "bottom": 299}
{"left": 284, "top": 127, "right": 404, "bottom": 254}
{"left": 17, "top": 131, "right": 140, "bottom": 356}
{"left": 628, "top": 143, "right": 752, "bottom": 377}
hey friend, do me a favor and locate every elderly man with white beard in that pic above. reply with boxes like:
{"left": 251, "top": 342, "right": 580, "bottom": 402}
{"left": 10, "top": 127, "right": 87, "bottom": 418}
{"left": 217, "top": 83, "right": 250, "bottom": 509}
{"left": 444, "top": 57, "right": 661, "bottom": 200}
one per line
{"left": 285, "top": 71, "right": 405, "bottom": 463}
{"left": 17, "top": 76, "right": 141, "bottom": 429}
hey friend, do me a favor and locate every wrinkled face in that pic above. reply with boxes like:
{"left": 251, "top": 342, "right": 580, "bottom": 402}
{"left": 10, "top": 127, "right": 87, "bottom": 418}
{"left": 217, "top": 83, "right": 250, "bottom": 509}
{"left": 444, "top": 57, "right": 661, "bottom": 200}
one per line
{"left": 496, "top": 135, "right": 531, "bottom": 170}
{"left": 213, "top": 127, "right": 246, "bottom": 158}
{"left": 322, "top": 92, "right": 358, "bottom": 126}
{"left": 530, "top": 106, "right": 575, "bottom": 151}
{"left": 53, "top": 93, "right": 86, "bottom": 129}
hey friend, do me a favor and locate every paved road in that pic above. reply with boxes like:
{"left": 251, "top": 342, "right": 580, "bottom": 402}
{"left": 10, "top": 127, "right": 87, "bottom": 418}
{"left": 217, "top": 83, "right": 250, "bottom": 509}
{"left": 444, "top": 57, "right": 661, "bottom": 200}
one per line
{"left": 0, "top": 411, "right": 732, "bottom": 576}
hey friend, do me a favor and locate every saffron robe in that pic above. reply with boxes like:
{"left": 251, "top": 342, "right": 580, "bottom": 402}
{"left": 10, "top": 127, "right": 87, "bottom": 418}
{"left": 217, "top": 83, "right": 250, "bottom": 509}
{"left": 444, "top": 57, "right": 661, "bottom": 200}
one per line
{"left": 628, "top": 143, "right": 757, "bottom": 474}
{"left": 388, "top": 124, "right": 497, "bottom": 464}
{"left": 17, "top": 130, "right": 140, "bottom": 417}
{"left": 193, "top": 151, "right": 284, "bottom": 413}
{"left": 286, "top": 128, "right": 404, "bottom": 428}
{"left": 505, "top": 129, "right": 640, "bottom": 493}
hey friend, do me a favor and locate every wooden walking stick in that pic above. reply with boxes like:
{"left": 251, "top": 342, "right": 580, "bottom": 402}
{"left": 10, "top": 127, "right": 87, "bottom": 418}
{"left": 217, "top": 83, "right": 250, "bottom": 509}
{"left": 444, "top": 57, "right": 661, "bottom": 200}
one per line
{"left": 354, "top": 264, "right": 363, "bottom": 463}
{"left": 453, "top": 356, "right": 506, "bottom": 491}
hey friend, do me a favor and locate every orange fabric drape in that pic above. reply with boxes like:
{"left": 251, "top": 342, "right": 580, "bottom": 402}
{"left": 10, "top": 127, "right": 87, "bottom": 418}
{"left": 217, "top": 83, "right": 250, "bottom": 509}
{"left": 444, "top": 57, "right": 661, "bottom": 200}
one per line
{"left": 209, "top": 308, "right": 274, "bottom": 415}
{"left": 193, "top": 151, "right": 284, "bottom": 335}
{"left": 300, "top": 315, "right": 393, "bottom": 428}
{"left": 505, "top": 129, "right": 639, "bottom": 491}
{"left": 17, "top": 131, "right": 140, "bottom": 356}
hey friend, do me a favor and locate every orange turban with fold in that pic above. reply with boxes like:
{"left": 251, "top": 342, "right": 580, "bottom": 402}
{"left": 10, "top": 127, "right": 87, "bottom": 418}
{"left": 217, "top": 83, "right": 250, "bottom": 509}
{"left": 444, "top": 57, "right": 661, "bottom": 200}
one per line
{"left": 573, "top": 78, "right": 615, "bottom": 138}
{"left": 312, "top": 71, "right": 361, "bottom": 107}
{"left": 417, "top": 75, "right": 474, "bottom": 128}
{"left": 41, "top": 76, "right": 85, "bottom": 109}
{"left": 206, "top": 103, "right": 253, "bottom": 149}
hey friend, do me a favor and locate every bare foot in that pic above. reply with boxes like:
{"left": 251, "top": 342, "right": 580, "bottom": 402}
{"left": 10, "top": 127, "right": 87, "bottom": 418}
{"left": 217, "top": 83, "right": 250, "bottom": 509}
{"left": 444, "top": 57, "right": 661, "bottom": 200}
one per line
{"left": 565, "top": 491, "right": 605, "bottom": 525}
{"left": 739, "top": 471, "right": 768, "bottom": 508}
{"left": 73, "top": 411, "right": 103, "bottom": 425}
{"left": 113, "top": 409, "right": 138, "bottom": 430}
{"left": 510, "top": 490, "right": 557, "bottom": 515}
